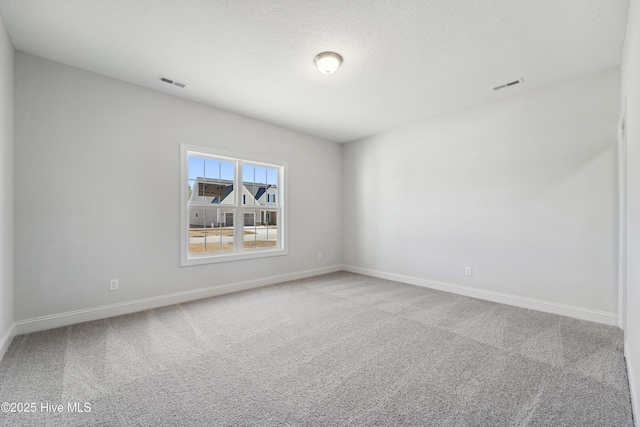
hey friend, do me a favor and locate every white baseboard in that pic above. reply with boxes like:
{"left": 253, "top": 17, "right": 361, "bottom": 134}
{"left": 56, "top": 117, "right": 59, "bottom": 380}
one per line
{"left": 342, "top": 265, "right": 618, "bottom": 326}
{"left": 626, "top": 342, "right": 640, "bottom": 426}
{"left": 0, "top": 322, "right": 16, "bottom": 361}
{"left": 10, "top": 263, "right": 619, "bottom": 336}
{"left": 14, "top": 265, "right": 342, "bottom": 336}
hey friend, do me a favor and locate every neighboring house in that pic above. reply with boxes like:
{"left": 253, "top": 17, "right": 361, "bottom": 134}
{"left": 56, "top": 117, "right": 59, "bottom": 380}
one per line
{"left": 246, "top": 183, "right": 278, "bottom": 226}
{"left": 188, "top": 177, "right": 277, "bottom": 227}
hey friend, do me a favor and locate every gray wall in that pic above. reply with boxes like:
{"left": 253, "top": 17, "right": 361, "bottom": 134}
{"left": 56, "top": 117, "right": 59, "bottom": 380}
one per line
{"left": 0, "top": 13, "right": 14, "bottom": 354}
{"left": 14, "top": 52, "right": 342, "bottom": 320}
{"left": 621, "top": 0, "right": 640, "bottom": 417}
{"left": 343, "top": 67, "right": 620, "bottom": 315}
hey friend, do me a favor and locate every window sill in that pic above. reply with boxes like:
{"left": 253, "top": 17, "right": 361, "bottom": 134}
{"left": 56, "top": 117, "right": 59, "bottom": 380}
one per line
{"left": 180, "top": 247, "right": 288, "bottom": 267}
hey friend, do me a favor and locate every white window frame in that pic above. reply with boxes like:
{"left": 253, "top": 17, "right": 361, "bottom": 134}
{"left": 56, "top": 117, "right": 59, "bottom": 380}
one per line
{"left": 180, "top": 144, "right": 287, "bottom": 266}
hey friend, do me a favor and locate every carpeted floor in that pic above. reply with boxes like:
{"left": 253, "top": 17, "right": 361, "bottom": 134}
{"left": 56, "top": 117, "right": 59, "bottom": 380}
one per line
{"left": 0, "top": 272, "right": 634, "bottom": 426}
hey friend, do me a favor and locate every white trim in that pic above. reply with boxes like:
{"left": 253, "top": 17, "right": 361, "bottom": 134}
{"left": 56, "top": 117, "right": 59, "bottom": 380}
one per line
{"left": 14, "top": 265, "right": 341, "bottom": 336}
{"left": 343, "top": 265, "right": 618, "bottom": 326}
{"left": 10, "top": 264, "right": 620, "bottom": 341}
{"left": 0, "top": 322, "right": 16, "bottom": 362}
{"left": 619, "top": 100, "right": 628, "bottom": 330}
{"left": 626, "top": 342, "right": 639, "bottom": 426}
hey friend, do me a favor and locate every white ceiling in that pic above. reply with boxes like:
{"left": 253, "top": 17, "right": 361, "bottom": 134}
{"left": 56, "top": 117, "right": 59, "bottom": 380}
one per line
{"left": 0, "top": 0, "right": 630, "bottom": 143}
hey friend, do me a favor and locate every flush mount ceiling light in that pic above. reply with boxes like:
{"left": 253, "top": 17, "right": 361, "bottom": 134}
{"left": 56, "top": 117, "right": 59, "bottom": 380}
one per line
{"left": 314, "top": 52, "right": 342, "bottom": 74}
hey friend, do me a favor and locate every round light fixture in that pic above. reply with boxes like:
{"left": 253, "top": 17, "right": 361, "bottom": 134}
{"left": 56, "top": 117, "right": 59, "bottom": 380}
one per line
{"left": 314, "top": 52, "right": 342, "bottom": 74}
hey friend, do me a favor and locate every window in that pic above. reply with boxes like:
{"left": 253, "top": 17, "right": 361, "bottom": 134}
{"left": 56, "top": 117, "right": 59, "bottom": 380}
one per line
{"left": 180, "top": 144, "right": 286, "bottom": 266}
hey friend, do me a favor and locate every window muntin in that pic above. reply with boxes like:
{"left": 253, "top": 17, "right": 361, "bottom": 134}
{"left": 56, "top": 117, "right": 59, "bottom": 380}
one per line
{"left": 181, "top": 144, "right": 286, "bottom": 266}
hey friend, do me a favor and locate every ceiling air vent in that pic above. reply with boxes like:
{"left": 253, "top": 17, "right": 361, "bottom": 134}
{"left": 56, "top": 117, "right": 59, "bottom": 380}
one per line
{"left": 158, "top": 75, "right": 187, "bottom": 89}
{"left": 492, "top": 78, "right": 524, "bottom": 91}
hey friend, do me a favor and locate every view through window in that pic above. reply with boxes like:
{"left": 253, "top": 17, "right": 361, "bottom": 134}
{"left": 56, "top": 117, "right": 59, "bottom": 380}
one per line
{"left": 181, "top": 144, "right": 286, "bottom": 266}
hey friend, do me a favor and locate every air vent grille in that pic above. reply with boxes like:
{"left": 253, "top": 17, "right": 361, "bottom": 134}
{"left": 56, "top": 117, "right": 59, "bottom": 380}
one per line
{"left": 492, "top": 78, "right": 524, "bottom": 91}
{"left": 158, "top": 75, "right": 187, "bottom": 89}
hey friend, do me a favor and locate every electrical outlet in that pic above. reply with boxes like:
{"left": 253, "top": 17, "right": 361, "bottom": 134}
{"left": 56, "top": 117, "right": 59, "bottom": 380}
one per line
{"left": 317, "top": 253, "right": 323, "bottom": 260}
{"left": 465, "top": 267, "right": 473, "bottom": 276}
{"left": 109, "top": 279, "right": 119, "bottom": 291}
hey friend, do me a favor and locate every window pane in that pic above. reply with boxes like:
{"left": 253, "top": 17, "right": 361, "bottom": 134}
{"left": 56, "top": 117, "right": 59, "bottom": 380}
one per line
{"left": 189, "top": 208, "right": 234, "bottom": 253}
{"left": 204, "top": 158, "right": 221, "bottom": 180}
{"left": 243, "top": 209, "right": 279, "bottom": 250}
{"left": 189, "top": 156, "right": 234, "bottom": 205}
{"left": 265, "top": 210, "right": 278, "bottom": 249}
{"left": 265, "top": 187, "right": 277, "bottom": 206}
{"left": 188, "top": 205, "right": 205, "bottom": 254}
{"left": 266, "top": 168, "right": 277, "bottom": 185}
{"left": 221, "top": 161, "right": 234, "bottom": 181}
{"left": 242, "top": 165, "right": 256, "bottom": 206}
{"left": 188, "top": 156, "right": 204, "bottom": 182}
{"left": 200, "top": 182, "right": 228, "bottom": 204}
{"left": 188, "top": 179, "right": 202, "bottom": 203}
{"left": 242, "top": 164, "right": 255, "bottom": 183}
{"left": 243, "top": 210, "right": 255, "bottom": 227}
{"left": 242, "top": 164, "right": 278, "bottom": 207}
{"left": 254, "top": 166, "right": 267, "bottom": 183}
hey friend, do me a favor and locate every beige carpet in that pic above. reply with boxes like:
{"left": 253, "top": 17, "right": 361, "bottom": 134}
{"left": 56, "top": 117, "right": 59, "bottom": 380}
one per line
{"left": 0, "top": 272, "right": 633, "bottom": 426}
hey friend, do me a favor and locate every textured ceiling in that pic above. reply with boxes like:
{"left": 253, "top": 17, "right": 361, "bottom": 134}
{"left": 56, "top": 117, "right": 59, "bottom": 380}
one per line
{"left": 0, "top": 0, "right": 630, "bottom": 143}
